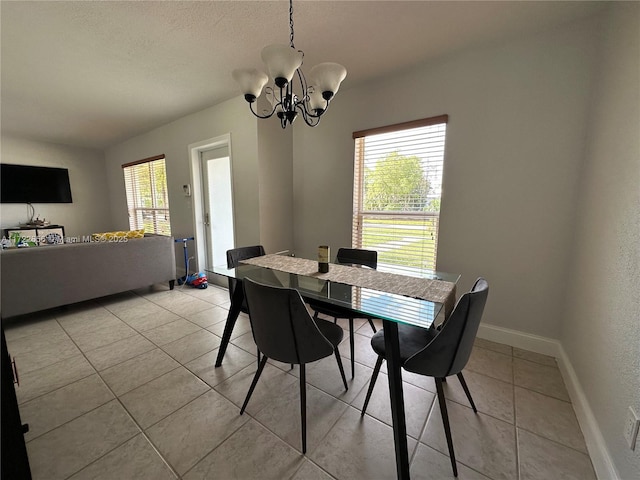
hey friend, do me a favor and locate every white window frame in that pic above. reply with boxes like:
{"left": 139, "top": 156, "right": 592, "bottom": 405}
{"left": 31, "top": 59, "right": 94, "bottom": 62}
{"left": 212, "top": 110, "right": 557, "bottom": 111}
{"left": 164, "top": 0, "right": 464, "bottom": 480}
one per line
{"left": 122, "top": 154, "right": 171, "bottom": 235}
{"left": 352, "top": 115, "right": 448, "bottom": 276}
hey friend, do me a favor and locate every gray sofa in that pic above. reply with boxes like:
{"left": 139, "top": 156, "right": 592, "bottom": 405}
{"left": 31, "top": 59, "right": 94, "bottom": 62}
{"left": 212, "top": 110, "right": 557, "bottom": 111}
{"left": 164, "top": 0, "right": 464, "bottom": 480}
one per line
{"left": 1, "top": 234, "right": 176, "bottom": 318}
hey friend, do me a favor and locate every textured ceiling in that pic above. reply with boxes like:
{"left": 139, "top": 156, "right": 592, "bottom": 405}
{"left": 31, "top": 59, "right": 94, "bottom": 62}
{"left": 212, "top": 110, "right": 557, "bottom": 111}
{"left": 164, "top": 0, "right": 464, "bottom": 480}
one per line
{"left": 1, "top": 1, "right": 605, "bottom": 150}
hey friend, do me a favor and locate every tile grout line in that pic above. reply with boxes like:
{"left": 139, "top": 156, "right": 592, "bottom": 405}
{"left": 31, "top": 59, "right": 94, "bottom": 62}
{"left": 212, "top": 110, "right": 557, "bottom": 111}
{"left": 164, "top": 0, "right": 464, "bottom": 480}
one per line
{"left": 210, "top": 357, "right": 353, "bottom": 467}
{"left": 470, "top": 344, "right": 574, "bottom": 404}
{"left": 515, "top": 424, "right": 593, "bottom": 456}
{"left": 19, "top": 308, "right": 205, "bottom": 479}
{"left": 20, "top": 382, "right": 111, "bottom": 444}
{"left": 14, "top": 292, "right": 292, "bottom": 476}
{"left": 178, "top": 387, "right": 284, "bottom": 479}
{"left": 20, "top": 315, "right": 177, "bottom": 479}
{"left": 65, "top": 364, "right": 185, "bottom": 480}
{"left": 62, "top": 313, "right": 184, "bottom": 479}
{"left": 64, "top": 295, "right": 217, "bottom": 479}
{"left": 13, "top": 318, "right": 97, "bottom": 406}
{"left": 411, "top": 388, "right": 437, "bottom": 467}
{"left": 121, "top": 388, "right": 217, "bottom": 480}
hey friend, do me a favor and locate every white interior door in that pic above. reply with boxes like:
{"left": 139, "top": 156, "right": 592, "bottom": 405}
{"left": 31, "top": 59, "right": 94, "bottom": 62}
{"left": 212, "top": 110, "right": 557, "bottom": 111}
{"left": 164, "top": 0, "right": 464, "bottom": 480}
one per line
{"left": 200, "top": 146, "right": 234, "bottom": 269}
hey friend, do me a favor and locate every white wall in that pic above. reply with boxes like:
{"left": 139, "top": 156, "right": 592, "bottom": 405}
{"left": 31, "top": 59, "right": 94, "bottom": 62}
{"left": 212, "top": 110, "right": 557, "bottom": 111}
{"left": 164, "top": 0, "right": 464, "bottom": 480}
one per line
{"left": 561, "top": 4, "right": 640, "bottom": 479}
{"left": 257, "top": 114, "right": 294, "bottom": 253}
{"left": 0, "top": 135, "right": 111, "bottom": 237}
{"left": 104, "top": 96, "right": 262, "bottom": 269}
{"left": 292, "top": 106, "right": 357, "bottom": 260}
{"left": 293, "top": 16, "right": 600, "bottom": 339}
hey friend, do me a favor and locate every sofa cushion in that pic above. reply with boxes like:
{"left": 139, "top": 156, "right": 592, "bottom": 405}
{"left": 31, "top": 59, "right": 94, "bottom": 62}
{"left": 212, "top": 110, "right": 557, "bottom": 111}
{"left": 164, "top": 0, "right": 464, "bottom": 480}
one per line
{"left": 92, "top": 229, "right": 144, "bottom": 241}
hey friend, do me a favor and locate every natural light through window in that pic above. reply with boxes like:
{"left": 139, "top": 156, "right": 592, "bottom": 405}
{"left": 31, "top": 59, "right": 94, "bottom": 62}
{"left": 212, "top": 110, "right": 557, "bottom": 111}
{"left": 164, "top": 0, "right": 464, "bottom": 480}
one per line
{"left": 352, "top": 115, "right": 448, "bottom": 276}
{"left": 123, "top": 155, "right": 171, "bottom": 235}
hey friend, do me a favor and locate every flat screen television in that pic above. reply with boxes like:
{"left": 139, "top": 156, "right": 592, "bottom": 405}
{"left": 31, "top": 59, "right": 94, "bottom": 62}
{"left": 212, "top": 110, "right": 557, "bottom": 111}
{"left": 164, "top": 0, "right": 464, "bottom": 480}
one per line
{"left": 1, "top": 164, "right": 73, "bottom": 203}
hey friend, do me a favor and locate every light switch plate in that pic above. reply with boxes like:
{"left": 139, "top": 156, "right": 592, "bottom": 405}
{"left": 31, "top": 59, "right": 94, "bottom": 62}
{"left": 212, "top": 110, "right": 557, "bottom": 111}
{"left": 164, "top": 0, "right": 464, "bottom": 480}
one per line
{"left": 623, "top": 406, "right": 639, "bottom": 450}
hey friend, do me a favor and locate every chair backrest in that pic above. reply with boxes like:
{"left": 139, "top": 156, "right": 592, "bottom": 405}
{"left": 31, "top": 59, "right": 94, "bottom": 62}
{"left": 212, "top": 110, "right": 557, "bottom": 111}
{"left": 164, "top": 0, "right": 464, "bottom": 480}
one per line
{"left": 336, "top": 248, "right": 377, "bottom": 270}
{"left": 226, "top": 245, "right": 266, "bottom": 308}
{"left": 227, "top": 245, "right": 266, "bottom": 269}
{"left": 403, "top": 278, "right": 489, "bottom": 378}
{"left": 314, "top": 248, "right": 377, "bottom": 303}
{"left": 243, "top": 278, "right": 335, "bottom": 365}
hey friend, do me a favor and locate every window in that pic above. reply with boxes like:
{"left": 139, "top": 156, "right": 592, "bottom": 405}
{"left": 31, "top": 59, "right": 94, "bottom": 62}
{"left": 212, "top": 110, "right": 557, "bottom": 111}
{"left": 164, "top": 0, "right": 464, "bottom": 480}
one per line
{"left": 122, "top": 155, "right": 171, "bottom": 235}
{"left": 352, "top": 115, "right": 448, "bottom": 275}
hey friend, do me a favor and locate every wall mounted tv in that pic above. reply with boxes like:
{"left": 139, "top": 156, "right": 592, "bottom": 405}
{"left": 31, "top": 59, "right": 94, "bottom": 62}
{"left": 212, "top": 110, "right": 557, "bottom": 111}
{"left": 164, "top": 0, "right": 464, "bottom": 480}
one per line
{"left": 1, "top": 164, "right": 73, "bottom": 203}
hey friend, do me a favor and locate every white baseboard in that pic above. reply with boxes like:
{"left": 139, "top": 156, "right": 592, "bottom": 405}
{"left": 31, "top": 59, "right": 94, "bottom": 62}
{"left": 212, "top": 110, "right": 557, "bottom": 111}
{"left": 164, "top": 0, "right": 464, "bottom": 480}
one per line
{"left": 555, "top": 344, "right": 620, "bottom": 480}
{"left": 477, "top": 323, "right": 562, "bottom": 357}
{"left": 477, "top": 323, "right": 619, "bottom": 480}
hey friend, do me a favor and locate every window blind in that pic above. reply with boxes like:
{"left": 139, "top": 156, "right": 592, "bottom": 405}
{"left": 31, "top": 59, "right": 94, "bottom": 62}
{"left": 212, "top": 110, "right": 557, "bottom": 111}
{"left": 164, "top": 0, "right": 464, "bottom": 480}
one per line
{"left": 352, "top": 116, "right": 448, "bottom": 275}
{"left": 122, "top": 155, "right": 171, "bottom": 235}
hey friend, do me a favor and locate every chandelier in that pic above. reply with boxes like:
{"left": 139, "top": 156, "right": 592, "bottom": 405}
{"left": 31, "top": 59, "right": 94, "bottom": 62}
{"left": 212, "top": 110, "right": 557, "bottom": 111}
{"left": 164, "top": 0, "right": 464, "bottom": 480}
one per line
{"left": 232, "top": 0, "right": 347, "bottom": 128}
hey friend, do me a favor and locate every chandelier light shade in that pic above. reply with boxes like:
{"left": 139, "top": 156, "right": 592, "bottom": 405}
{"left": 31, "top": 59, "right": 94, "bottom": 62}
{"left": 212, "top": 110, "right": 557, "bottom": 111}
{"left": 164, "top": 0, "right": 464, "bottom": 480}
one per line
{"left": 261, "top": 45, "right": 303, "bottom": 87}
{"left": 232, "top": 0, "right": 347, "bottom": 128}
{"left": 307, "top": 88, "right": 326, "bottom": 112}
{"left": 309, "top": 62, "right": 347, "bottom": 98}
{"left": 231, "top": 69, "right": 269, "bottom": 101}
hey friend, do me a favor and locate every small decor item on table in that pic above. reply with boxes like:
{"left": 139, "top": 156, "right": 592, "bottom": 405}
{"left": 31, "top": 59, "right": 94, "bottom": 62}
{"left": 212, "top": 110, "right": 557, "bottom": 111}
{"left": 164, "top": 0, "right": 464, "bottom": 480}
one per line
{"left": 318, "top": 245, "right": 330, "bottom": 273}
{"left": 43, "top": 232, "right": 63, "bottom": 245}
{"left": 9, "top": 232, "right": 36, "bottom": 248}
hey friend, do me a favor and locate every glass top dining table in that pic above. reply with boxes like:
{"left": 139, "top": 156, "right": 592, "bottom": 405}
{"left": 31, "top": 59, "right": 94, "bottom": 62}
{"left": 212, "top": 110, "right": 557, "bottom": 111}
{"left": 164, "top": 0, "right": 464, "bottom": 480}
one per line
{"left": 207, "top": 255, "right": 460, "bottom": 480}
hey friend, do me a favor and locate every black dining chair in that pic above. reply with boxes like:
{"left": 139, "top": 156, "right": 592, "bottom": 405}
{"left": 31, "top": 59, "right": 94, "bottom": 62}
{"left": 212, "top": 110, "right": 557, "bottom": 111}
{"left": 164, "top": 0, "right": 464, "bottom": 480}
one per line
{"left": 226, "top": 245, "right": 266, "bottom": 363}
{"left": 240, "top": 278, "right": 348, "bottom": 454}
{"left": 308, "top": 247, "right": 378, "bottom": 377}
{"left": 226, "top": 245, "right": 266, "bottom": 309}
{"left": 361, "top": 277, "right": 489, "bottom": 477}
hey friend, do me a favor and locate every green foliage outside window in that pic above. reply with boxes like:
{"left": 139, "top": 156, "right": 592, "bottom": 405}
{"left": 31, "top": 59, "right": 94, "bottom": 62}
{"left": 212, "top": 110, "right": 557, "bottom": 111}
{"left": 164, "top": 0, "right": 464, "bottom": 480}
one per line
{"left": 124, "top": 158, "right": 171, "bottom": 235}
{"left": 363, "top": 152, "right": 438, "bottom": 213}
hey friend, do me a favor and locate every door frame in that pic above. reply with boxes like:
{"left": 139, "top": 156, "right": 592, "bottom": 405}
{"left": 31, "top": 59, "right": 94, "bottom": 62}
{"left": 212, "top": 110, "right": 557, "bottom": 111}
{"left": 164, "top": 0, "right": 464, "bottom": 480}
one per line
{"left": 188, "top": 134, "right": 235, "bottom": 274}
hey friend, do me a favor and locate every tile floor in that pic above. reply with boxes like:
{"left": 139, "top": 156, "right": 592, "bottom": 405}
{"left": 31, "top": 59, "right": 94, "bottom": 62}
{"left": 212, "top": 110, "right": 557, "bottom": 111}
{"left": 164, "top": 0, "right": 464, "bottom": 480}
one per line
{"left": 4, "top": 283, "right": 597, "bottom": 480}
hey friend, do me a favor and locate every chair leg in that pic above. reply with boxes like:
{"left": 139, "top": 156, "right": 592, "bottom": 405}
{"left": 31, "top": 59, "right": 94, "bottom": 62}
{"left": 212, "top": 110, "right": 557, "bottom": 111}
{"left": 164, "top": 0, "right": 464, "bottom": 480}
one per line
{"left": 456, "top": 372, "right": 477, "bottom": 413}
{"left": 349, "top": 318, "right": 355, "bottom": 378}
{"left": 256, "top": 348, "right": 261, "bottom": 368}
{"left": 361, "top": 356, "right": 383, "bottom": 416}
{"left": 299, "top": 364, "right": 307, "bottom": 454}
{"left": 435, "top": 378, "right": 458, "bottom": 477}
{"left": 334, "top": 347, "right": 348, "bottom": 391}
{"left": 367, "top": 318, "right": 377, "bottom": 333}
{"left": 241, "top": 355, "right": 268, "bottom": 415}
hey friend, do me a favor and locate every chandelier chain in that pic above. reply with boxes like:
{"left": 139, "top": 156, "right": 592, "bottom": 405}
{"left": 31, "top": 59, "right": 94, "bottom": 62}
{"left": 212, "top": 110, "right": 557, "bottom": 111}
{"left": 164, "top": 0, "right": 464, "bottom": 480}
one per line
{"left": 289, "top": 0, "right": 295, "bottom": 48}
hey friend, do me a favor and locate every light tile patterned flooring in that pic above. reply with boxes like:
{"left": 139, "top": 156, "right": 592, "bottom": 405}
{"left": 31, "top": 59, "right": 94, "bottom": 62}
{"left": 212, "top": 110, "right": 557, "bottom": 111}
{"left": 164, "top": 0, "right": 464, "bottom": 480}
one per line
{"left": 4, "top": 283, "right": 597, "bottom": 480}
